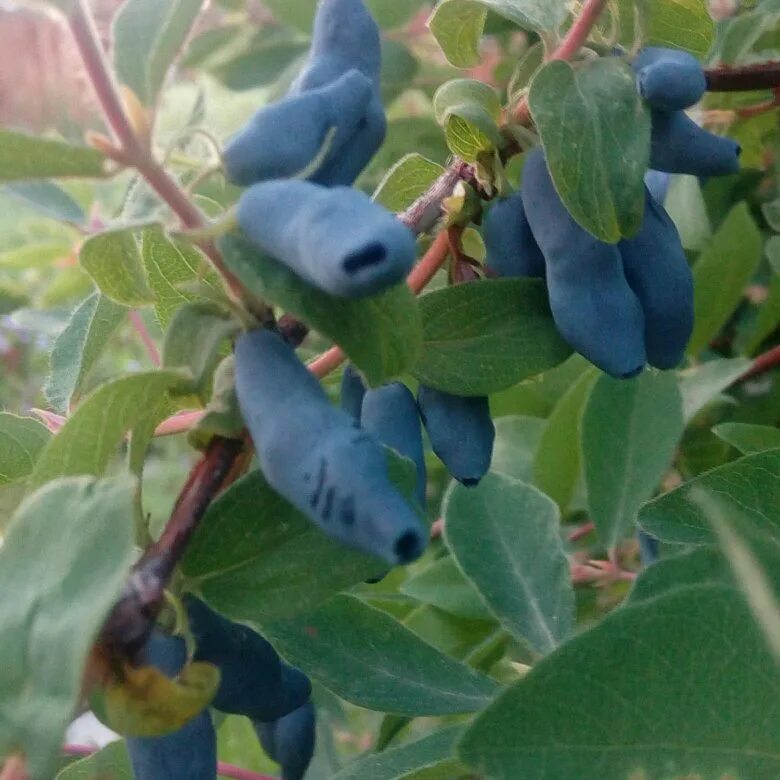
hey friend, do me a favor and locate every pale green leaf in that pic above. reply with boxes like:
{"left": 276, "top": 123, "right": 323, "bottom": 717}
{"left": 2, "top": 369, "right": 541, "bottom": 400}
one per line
{"left": 0, "top": 414, "right": 51, "bottom": 485}
{"left": 263, "top": 595, "right": 499, "bottom": 715}
{"left": 0, "top": 477, "right": 136, "bottom": 780}
{"left": 688, "top": 203, "right": 763, "bottom": 356}
{"left": 79, "top": 229, "right": 156, "bottom": 307}
{"left": 44, "top": 293, "right": 128, "bottom": 414}
{"left": 529, "top": 59, "right": 651, "bottom": 243}
{"left": 0, "top": 130, "right": 105, "bottom": 181}
{"left": 444, "top": 473, "right": 573, "bottom": 654}
{"left": 412, "top": 279, "right": 572, "bottom": 396}
{"left": 582, "top": 371, "right": 684, "bottom": 548}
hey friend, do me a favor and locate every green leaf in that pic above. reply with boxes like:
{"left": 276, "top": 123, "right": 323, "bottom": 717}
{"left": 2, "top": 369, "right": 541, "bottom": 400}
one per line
{"left": 639, "top": 448, "right": 780, "bottom": 544}
{"left": 713, "top": 423, "right": 780, "bottom": 455}
{"left": 533, "top": 368, "right": 597, "bottom": 512}
{"left": 582, "top": 371, "right": 684, "bottom": 548}
{"left": 412, "top": 278, "right": 572, "bottom": 396}
{"left": 401, "top": 556, "right": 494, "bottom": 621}
{"left": 55, "top": 741, "right": 133, "bottom": 779}
{"left": 429, "top": 0, "right": 568, "bottom": 68}
{"left": 713, "top": 4, "right": 780, "bottom": 63}
{"left": 678, "top": 357, "right": 751, "bottom": 421}
{"left": 646, "top": 0, "right": 715, "bottom": 57}
{"left": 0, "top": 130, "right": 105, "bottom": 181}
{"left": 664, "top": 174, "right": 712, "bottom": 252}
{"left": 218, "top": 233, "right": 422, "bottom": 387}
{"left": 374, "top": 155, "right": 444, "bottom": 213}
{"left": 768, "top": 236, "right": 780, "bottom": 275}
{"left": 141, "top": 226, "right": 219, "bottom": 328}
{"left": 688, "top": 203, "right": 763, "bottom": 356}
{"left": 529, "top": 58, "right": 651, "bottom": 243}
{"left": 263, "top": 595, "right": 499, "bottom": 715}
{"left": 162, "top": 302, "right": 237, "bottom": 403}
{"left": 0, "top": 477, "right": 136, "bottom": 780}
{"left": 181, "top": 470, "right": 382, "bottom": 624}
{"left": 31, "top": 370, "right": 188, "bottom": 488}
{"left": 44, "top": 293, "right": 128, "bottom": 415}
{"left": 79, "top": 229, "right": 156, "bottom": 307}
{"left": 113, "top": 0, "right": 205, "bottom": 105}
{"left": 444, "top": 473, "right": 573, "bottom": 654}
{"left": 213, "top": 35, "right": 309, "bottom": 91}
{"left": 433, "top": 79, "right": 503, "bottom": 161}
{"left": 0, "top": 414, "right": 51, "bottom": 485}
{"left": 490, "top": 415, "right": 547, "bottom": 483}
{"left": 381, "top": 40, "right": 420, "bottom": 104}
{"left": 4, "top": 181, "right": 86, "bottom": 226}
{"left": 0, "top": 242, "right": 71, "bottom": 270}
{"left": 459, "top": 585, "right": 780, "bottom": 779}
{"left": 332, "top": 725, "right": 467, "bottom": 780}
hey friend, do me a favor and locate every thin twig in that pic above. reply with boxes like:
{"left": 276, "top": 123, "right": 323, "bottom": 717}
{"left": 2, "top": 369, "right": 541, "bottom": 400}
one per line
{"left": 129, "top": 311, "right": 161, "bottom": 366}
{"left": 706, "top": 61, "right": 780, "bottom": 92}
{"left": 740, "top": 345, "right": 780, "bottom": 381}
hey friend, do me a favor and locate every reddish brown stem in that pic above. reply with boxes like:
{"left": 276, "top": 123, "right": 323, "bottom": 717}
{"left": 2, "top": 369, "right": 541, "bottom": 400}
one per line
{"left": 68, "top": 0, "right": 143, "bottom": 158}
{"left": 735, "top": 89, "right": 780, "bottom": 119}
{"left": 741, "top": 345, "right": 780, "bottom": 380}
{"left": 99, "top": 437, "right": 245, "bottom": 659}
{"left": 705, "top": 62, "right": 780, "bottom": 92}
{"left": 129, "top": 311, "right": 161, "bottom": 366}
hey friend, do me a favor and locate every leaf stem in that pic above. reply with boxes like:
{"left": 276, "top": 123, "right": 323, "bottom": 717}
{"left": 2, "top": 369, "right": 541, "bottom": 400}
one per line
{"left": 741, "top": 345, "right": 780, "bottom": 381}
{"left": 706, "top": 62, "right": 780, "bottom": 92}
{"left": 129, "top": 311, "right": 161, "bottom": 366}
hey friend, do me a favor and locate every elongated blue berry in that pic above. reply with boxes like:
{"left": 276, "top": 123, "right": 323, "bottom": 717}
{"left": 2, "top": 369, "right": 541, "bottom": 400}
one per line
{"left": 633, "top": 48, "right": 707, "bottom": 111}
{"left": 361, "top": 382, "right": 426, "bottom": 505}
{"left": 644, "top": 169, "right": 671, "bottom": 204}
{"left": 293, "top": 0, "right": 382, "bottom": 91}
{"left": 255, "top": 701, "right": 316, "bottom": 780}
{"left": 650, "top": 110, "right": 741, "bottom": 176}
{"left": 126, "top": 633, "right": 217, "bottom": 780}
{"left": 223, "top": 69, "right": 373, "bottom": 187}
{"left": 521, "top": 149, "right": 647, "bottom": 378}
{"left": 340, "top": 364, "right": 366, "bottom": 419}
{"left": 309, "top": 93, "right": 386, "bottom": 186}
{"left": 238, "top": 180, "right": 416, "bottom": 298}
{"left": 184, "top": 595, "right": 310, "bottom": 721}
{"left": 417, "top": 386, "right": 494, "bottom": 486}
{"left": 483, "top": 191, "right": 546, "bottom": 279}
{"left": 619, "top": 189, "right": 694, "bottom": 369}
{"left": 234, "top": 329, "right": 426, "bottom": 564}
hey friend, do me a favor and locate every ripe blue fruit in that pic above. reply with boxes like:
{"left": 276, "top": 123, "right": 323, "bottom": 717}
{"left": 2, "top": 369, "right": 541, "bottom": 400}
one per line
{"left": 483, "top": 191, "right": 546, "bottom": 279}
{"left": 234, "top": 329, "right": 427, "bottom": 565}
{"left": 340, "top": 364, "right": 366, "bottom": 419}
{"left": 638, "top": 529, "right": 661, "bottom": 566}
{"left": 255, "top": 700, "right": 316, "bottom": 780}
{"left": 650, "top": 110, "right": 741, "bottom": 176}
{"left": 416, "top": 387, "right": 494, "bottom": 487}
{"left": 293, "top": 0, "right": 382, "bottom": 91}
{"left": 644, "top": 169, "right": 670, "bottom": 204}
{"left": 619, "top": 189, "right": 694, "bottom": 369}
{"left": 361, "top": 382, "right": 427, "bottom": 506}
{"left": 184, "top": 595, "right": 311, "bottom": 721}
{"left": 237, "top": 180, "right": 416, "bottom": 298}
{"left": 521, "top": 148, "right": 647, "bottom": 378}
{"left": 126, "top": 632, "right": 217, "bottom": 780}
{"left": 633, "top": 47, "right": 707, "bottom": 111}
{"left": 222, "top": 69, "right": 374, "bottom": 187}
{"left": 309, "top": 94, "right": 386, "bottom": 187}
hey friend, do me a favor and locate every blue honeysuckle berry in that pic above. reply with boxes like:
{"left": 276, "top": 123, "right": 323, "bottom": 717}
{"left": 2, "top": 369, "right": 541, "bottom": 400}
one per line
{"left": 633, "top": 47, "right": 707, "bottom": 112}
{"left": 255, "top": 700, "right": 316, "bottom": 780}
{"left": 126, "top": 632, "right": 217, "bottom": 780}
{"left": 483, "top": 190, "right": 546, "bottom": 279}
{"left": 521, "top": 148, "right": 647, "bottom": 379}
{"left": 417, "top": 386, "right": 495, "bottom": 487}
{"left": 234, "top": 329, "right": 427, "bottom": 565}
{"left": 223, "top": 69, "right": 373, "bottom": 187}
{"left": 237, "top": 180, "right": 416, "bottom": 299}
{"left": 619, "top": 189, "right": 694, "bottom": 370}
{"left": 184, "top": 595, "right": 310, "bottom": 722}
{"left": 361, "top": 382, "right": 427, "bottom": 506}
